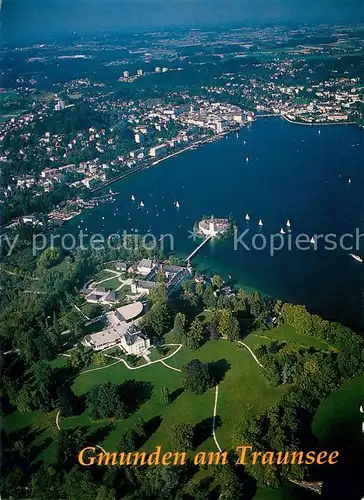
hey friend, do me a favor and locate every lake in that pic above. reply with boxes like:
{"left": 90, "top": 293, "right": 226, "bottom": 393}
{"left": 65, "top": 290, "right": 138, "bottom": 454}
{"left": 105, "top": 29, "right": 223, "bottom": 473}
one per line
{"left": 65, "top": 118, "right": 364, "bottom": 326}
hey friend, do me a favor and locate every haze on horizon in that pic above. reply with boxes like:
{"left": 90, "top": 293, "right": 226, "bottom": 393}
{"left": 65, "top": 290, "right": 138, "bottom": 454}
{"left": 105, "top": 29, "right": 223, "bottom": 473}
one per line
{"left": 3, "top": 0, "right": 364, "bottom": 43}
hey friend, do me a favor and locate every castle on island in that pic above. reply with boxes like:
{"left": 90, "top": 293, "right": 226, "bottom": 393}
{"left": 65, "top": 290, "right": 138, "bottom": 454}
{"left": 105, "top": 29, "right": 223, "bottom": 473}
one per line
{"left": 198, "top": 215, "right": 229, "bottom": 237}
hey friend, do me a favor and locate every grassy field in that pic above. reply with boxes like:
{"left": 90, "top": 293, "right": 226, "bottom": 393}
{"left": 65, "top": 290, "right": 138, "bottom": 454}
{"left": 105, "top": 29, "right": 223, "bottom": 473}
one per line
{"left": 246, "top": 324, "right": 330, "bottom": 351}
{"left": 4, "top": 323, "right": 324, "bottom": 497}
{"left": 312, "top": 373, "right": 364, "bottom": 446}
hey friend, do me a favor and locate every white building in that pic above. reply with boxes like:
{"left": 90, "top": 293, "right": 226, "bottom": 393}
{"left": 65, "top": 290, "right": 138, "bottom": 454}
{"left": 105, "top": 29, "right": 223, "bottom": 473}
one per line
{"left": 155, "top": 67, "right": 161, "bottom": 73}
{"left": 123, "top": 70, "right": 130, "bottom": 78}
{"left": 137, "top": 69, "right": 144, "bottom": 76}
{"left": 137, "top": 258, "right": 154, "bottom": 275}
{"left": 149, "top": 144, "right": 168, "bottom": 157}
{"left": 198, "top": 216, "right": 229, "bottom": 237}
{"left": 83, "top": 302, "right": 150, "bottom": 355}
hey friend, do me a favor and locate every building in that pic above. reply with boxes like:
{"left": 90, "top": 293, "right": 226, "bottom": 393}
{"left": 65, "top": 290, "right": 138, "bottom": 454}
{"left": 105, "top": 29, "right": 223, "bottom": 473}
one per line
{"left": 155, "top": 66, "right": 161, "bottom": 73}
{"left": 137, "top": 69, "right": 144, "bottom": 76}
{"left": 114, "top": 261, "right": 127, "bottom": 272}
{"left": 123, "top": 71, "right": 130, "bottom": 78}
{"left": 198, "top": 216, "right": 229, "bottom": 237}
{"left": 162, "top": 67, "right": 168, "bottom": 73}
{"left": 137, "top": 258, "right": 154, "bottom": 275}
{"left": 134, "top": 133, "right": 144, "bottom": 144}
{"left": 149, "top": 144, "right": 168, "bottom": 157}
{"left": 215, "top": 121, "right": 223, "bottom": 134}
{"left": 83, "top": 301, "right": 150, "bottom": 355}
{"left": 55, "top": 100, "right": 65, "bottom": 111}
{"left": 83, "top": 286, "right": 119, "bottom": 305}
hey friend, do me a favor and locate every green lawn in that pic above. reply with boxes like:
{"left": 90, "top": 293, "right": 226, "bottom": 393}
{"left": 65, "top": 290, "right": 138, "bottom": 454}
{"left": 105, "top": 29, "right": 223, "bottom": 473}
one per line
{"left": 3, "top": 339, "right": 284, "bottom": 463}
{"left": 312, "top": 373, "right": 364, "bottom": 447}
{"left": 247, "top": 324, "right": 330, "bottom": 351}
{"left": 98, "top": 277, "right": 122, "bottom": 290}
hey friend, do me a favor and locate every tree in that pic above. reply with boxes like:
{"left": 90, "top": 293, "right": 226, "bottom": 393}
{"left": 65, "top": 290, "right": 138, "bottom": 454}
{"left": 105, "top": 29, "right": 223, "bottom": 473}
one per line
{"left": 149, "top": 283, "right": 168, "bottom": 304}
{"left": 208, "top": 320, "right": 220, "bottom": 340}
{"left": 30, "top": 466, "right": 61, "bottom": 500}
{"left": 203, "top": 284, "right": 217, "bottom": 309}
{"left": 68, "top": 345, "right": 93, "bottom": 371}
{"left": 95, "top": 485, "right": 116, "bottom": 500}
{"left": 145, "top": 301, "right": 171, "bottom": 338}
{"left": 37, "top": 247, "right": 61, "bottom": 269}
{"left": 170, "top": 421, "right": 194, "bottom": 451}
{"left": 186, "top": 317, "right": 204, "bottom": 350}
{"left": 138, "top": 466, "right": 181, "bottom": 500}
{"left": 16, "top": 383, "right": 36, "bottom": 413}
{"left": 218, "top": 309, "right": 240, "bottom": 341}
{"left": 92, "top": 352, "right": 108, "bottom": 366}
{"left": 86, "top": 382, "right": 126, "bottom": 420}
{"left": 215, "top": 463, "right": 244, "bottom": 499}
{"left": 62, "top": 467, "right": 95, "bottom": 500}
{"left": 172, "top": 312, "right": 186, "bottom": 343}
{"left": 160, "top": 385, "right": 171, "bottom": 405}
{"left": 195, "top": 282, "right": 204, "bottom": 296}
{"left": 181, "top": 359, "right": 214, "bottom": 395}
{"left": 212, "top": 274, "right": 224, "bottom": 289}
{"left": 57, "top": 383, "right": 79, "bottom": 417}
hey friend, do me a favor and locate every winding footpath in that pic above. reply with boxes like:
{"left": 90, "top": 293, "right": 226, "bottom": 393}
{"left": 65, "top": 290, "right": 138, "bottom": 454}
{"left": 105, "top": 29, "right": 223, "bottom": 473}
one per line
{"left": 237, "top": 340, "right": 263, "bottom": 368}
{"left": 56, "top": 339, "right": 264, "bottom": 452}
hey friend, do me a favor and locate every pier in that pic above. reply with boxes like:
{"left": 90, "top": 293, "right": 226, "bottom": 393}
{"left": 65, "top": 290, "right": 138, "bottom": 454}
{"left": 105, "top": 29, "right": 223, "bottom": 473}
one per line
{"left": 186, "top": 235, "right": 212, "bottom": 265}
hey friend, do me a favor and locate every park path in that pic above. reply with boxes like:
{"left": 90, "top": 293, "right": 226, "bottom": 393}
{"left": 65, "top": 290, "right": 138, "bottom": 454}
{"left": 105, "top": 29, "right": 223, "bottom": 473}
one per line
{"left": 212, "top": 385, "right": 222, "bottom": 452}
{"left": 237, "top": 341, "right": 263, "bottom": 368}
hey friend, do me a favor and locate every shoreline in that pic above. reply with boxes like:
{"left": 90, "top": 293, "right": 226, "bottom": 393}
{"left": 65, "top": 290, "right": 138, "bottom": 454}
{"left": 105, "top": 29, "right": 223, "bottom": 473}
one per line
{"left": 91, "top": 114, "right": 360, "bottom": 194}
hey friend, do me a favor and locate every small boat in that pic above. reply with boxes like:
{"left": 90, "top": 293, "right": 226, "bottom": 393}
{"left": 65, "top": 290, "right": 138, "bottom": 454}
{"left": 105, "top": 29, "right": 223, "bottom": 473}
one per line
{"left": 131, "top": 194, "right": 135, "bottom": 201}
{"left": 102, "top": 216, "right": 105, "bottom": 220}
{"left": 156, "top": 213, "right": 159, "bottom": 217}
{"left": 245, "top": 157, "right": 249, "bottom": 162}
{"left": 310, "top": 237, "right": 315, "bottom": 245}
{"left": 280, "top": 228, "right": 285, "bottom": 235}
{"left": 245, "top": 214, "right": 250, "bottom": 221}
{"left": 258, "top": 219, "right": 263, "bottom": 227}
{"left": 127, "top": 217, "right": 132, "bottom": 221}
{"left": 318, "top": 130, "right": 321, "bottom": 135}
{"left": 140, "top": 201, "right": 145, "bottom": 207}
{"left": 286, "top": 219, "right": 291, "bottom": 228}
{"left": 348, "top": 178, "right": 352, "bottom": 184}
{"left": 175, "top": 201, "right": 180, "bottom": 208}
{"left": 349, "top": 253, "right": 363, "bottom": 263}
{"left": 236, "top": 132, "right": 239, "bottom": 139}
{"left": 243, "top": 140, "right": 247, "bottom": 145}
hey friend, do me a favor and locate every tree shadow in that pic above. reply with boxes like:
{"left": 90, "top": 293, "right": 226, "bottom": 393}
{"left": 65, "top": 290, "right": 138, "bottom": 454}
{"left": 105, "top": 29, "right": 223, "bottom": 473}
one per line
{"left": 87, "top": 423, "right": 114, "bottom": 446}
{"left": 170, "top": 387, "right": 184, "bottom": 403}
{"left": 194, "top": 417, "right": 214, "bottom": 448}
{"left": 120, "top": 380, "right": 153, "bottom": 414}
{"left": 145, "top": 415, "right": 162, "bottom": 440}
{"left": 208, "top": 359, "right": 230, "bottom": 384}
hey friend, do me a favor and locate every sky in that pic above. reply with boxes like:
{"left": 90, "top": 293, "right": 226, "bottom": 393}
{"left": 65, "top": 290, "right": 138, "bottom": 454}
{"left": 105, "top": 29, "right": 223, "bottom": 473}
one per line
{"left": 3, "top": 0, "right": 364, "bottom": 42}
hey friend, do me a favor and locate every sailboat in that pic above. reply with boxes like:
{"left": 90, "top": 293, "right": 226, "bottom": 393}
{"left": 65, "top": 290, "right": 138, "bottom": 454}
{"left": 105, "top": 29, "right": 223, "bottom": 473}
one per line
{"left": 131, "top": 194, "right": 135, "bottom": 201}
{"left": 175, "top": 201, "right": 180, "bottom": 208}
{"left": 286, "top": 219, "right": 291, "bottom": 228}
{"left": 140, "top": 201, "right": 145, "bottom": 207}
{"left": 245, "top": 214, "right": 250, "bottom": 221}
{"left": 280, "top": 228, "right": 285, "bottom": 235}
{"left": 258, "top": 219, "right": 263, "bottom": 227}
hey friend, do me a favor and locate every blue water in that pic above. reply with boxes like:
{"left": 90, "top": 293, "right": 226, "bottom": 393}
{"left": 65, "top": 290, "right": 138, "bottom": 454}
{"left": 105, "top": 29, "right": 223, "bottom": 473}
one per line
{"left": 65, "top": 118, "right": 364, "bottom": 326}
